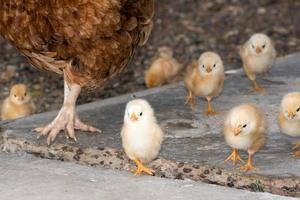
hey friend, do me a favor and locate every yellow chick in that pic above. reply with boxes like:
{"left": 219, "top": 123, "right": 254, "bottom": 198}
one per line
{"left": 145, "top": 46, "right": 181, "bottom": 88}
{"left": 240, "top": 33, "right": 276, "bottom": 92}
{"left": 278, "top": 92, "right": 300, "bottom": 157}
{"left": 224, "top": 104, "right": 266, "bottom": 171}
{"left": 184, "top": 51, "right": 224, "bottom": 115}
{"left": 1, "top": 84, "right": 35, "bottom": 120}
{"left": 121, "top": 99, "right": 163, "bottom": 175}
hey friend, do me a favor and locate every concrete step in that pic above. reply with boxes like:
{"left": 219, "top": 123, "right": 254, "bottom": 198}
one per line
{"left": 0, "top": 152, "right": 296, "bottom": 200}
{"left": 1, "top": 53, "right": 300, "bottom": 197}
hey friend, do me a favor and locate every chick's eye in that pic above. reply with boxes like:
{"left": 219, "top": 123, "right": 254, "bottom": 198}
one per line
{"left": 139, "top": 112, "right": 143, "bottom": 116}
{"left": 242, "top": 124, "right": 247, "bottom": 128}
{"left": 252, "top": 45, "right": 255, "bottom": 49}
{"left": 262, "top": 44, "right": 266, "bottom": 49}
{"left": 202, "top": 65, "right": 205, "bottom": 68}
{"left": 24, "top": 93, "right": 27, "bottom": 96}
{"left": 14, "top": 94, "right": 17, "bottom": 98}
{"left": 213, "top": 64, "right": 216, "bottom": 68}
{"left": 297, "top": 108, "right": 300, "bottom": 112}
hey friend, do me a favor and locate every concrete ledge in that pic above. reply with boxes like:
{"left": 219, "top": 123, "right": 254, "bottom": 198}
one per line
{"left": 1, "top": 153, "right": 296, "bottom": 200}
{"left": 1, "top": 53, "right": 300, "bottom": 197}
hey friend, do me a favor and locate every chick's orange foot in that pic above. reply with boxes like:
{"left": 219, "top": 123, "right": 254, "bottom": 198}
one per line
{"left": 240, "top": 154, "right": 258, "bottom": 171}
{"left": 134, "top": 159, "right": 154, "bottom": 176}
{"left": 205, "top": 101, "right": 218, "bottom": 115}
{"left": 293, "top": 140, "right": 300, "bottom": 150}
{"left": 292, "top": 151, "right": 300, "bottom": 157}
{"left": 224, "top": 149, "right": 244, "bottom": 166}
{"left": 251, "top": 80, "right": 266, "bottom": 93}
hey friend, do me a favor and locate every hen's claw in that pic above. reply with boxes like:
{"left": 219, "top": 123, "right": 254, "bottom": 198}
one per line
{"left": 34, "top": 106, "right": 101, "bottom": 145}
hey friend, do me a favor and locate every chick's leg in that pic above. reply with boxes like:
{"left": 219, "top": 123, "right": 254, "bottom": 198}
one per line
{"left": 35, "top": 81, "right": 101, "bottom": 145}
{"left": 205, "top": 97, "right": 216, "bottom": 115}
{"left": 224, "top": 149, "right": 244, "bottom": 166}
{"left": 134, "top": 159, "right": 154, "bottom": 176}
{"left": 292, "top": 151, "right": 300, "bottom": 157}
{"left": 185, "top": 90, "right": 195, "bottom": 107}
{"left": 293, "top": 140, "right": 300, "bottom": 150}
{"left": 240, "top": 153, "right": 257, "bottom": 171}
{"left": 251, "top": 80, "right": 265, "bottom": 93}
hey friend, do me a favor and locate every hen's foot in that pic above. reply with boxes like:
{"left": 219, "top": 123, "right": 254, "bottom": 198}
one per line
{"left": 224, "top": 149, "right": 244, "bottom": 166}
{"left": 134, "top": 159, "right": 154, "bottom": 176}
{"left": 34, "top": 106, "right": 101, "bottom": 145}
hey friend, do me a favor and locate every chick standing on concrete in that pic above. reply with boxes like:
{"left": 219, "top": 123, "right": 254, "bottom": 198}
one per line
{"left": 224, "top": 104, "right": 266, "bottom": 171}
{"left": 1, "top": 84, "right": 35, "bottom": 120}
{"left": 278, "top": 92, "right": 300, "bottom": 157}
{"left": 240, "top": 33, "right": 276, "bottom": 92}
{"left": 121, "top": 99, "right": 163, "bottom": 175}
{"left": 184, "top": 51, "right": 224, "bottom": 115}
{"left": 145, "top": 46, "right": 181, "bottom": 88}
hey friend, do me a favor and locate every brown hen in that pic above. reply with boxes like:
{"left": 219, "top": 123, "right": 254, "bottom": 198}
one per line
{"left": 0, "top": 0, "right": 154, "bottom": 145}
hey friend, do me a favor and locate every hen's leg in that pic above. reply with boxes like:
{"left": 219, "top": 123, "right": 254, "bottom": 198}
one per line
{"left": 35, "top": 81, "right": 101, "bottom": 145}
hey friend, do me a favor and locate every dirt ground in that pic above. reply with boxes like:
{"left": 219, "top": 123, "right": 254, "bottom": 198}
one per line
{"left": 0, "top": 0, "right": 299, "bottom": 114}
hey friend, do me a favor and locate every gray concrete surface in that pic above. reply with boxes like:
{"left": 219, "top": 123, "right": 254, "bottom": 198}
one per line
{"left": 2, "top": 53, "right": 300, "bottom": 177}
{"left": 0, "top": 152, "right": 296, "bottom": 200}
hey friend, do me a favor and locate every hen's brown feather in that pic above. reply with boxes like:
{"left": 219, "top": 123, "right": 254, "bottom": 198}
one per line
{"left": 0, "top": 0, "right": 154, "bottom": 89}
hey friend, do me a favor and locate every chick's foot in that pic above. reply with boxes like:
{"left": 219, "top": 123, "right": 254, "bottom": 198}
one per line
{"left": 251, "top": 80, "right": 266, "bottom": 93}
{"left": 134, "top": 159, "right": 154, "bottom": 176}
{"left": 34, "top": 105, "right": 101, "bottom": 145}
{"left": 240, "top": 154, "right": 258, "bottom": 171}
{"left": 224, "top": 149, "right": 244, "bottom": 166}
{"left": 185, "top": 90, "right": 195, "bottom": 107}
{"left": 292, "top": 151, "right": 300, "bottom": 157}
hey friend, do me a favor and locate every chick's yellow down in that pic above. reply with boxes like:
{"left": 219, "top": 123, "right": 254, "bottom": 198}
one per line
{"left": 240, "top": 33, "right": 276, "bottom": 92}
{"left": 121, "top": 99, "right": 163, "bottom": 176}
{"left": 145, "top": 47, "right": 181, "bottom": 88}
{"left": 278, "top": 92, "right": 300, "bottom": 157}
{"left": 184, "top": 51, "right": 224, "bottom": 115}
{"left": 224, "top": 104, "right": 266, "bottom": 171}
{"left": 1, "top": 84, "right": 35, "bottom": 120}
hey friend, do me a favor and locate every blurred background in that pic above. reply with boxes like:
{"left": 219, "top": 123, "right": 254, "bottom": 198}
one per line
{"left": 0, "top": 0, "right": 299, "bottom": 114}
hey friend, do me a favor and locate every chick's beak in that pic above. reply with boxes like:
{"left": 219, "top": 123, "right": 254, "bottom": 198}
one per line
{"left": 234, "top": 127, "right": 242, "bottom": 136}
{"left": 130, "top": 113, "right": 138, "bottom": 121}
{"left": 255, "top": 46, "right": 262, "bottom": 54}
{"left": 288, "top": 112, "right": 295, "bottom": 120}
{"left": 206, "top": 67, "right": 212, "bottom": 73}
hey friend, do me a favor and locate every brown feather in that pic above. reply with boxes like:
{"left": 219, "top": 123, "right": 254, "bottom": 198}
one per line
{"left": 0, "top": 0, "right": 154, "bottom": 89}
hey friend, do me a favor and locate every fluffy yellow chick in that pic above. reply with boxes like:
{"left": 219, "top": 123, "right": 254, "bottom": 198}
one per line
{"left": 1, "top": 84, "right": 35, "bottom": 120}
{"left": 240, "top": 33, "right": 276, "bottom": 92}
{"left": 184, "top": 51, "right": 224, "bottom": 115}
{"left": 278, "top": 92, "right": 300, "bottom": 157}
{"left": 224, "top": 104, "right": 266, "bottom": 171}
{"left": 121, "top": 99, "right": 163, "bottom": 175}
{"left": 145, "top": 46, "right": 181, "bottom": 88}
